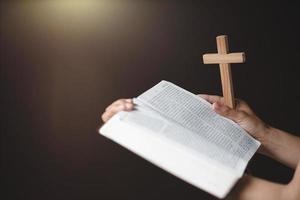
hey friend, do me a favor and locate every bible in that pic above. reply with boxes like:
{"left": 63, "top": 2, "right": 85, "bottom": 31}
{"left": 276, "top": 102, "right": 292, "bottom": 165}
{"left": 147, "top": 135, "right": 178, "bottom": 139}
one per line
{"left": 99, "top": 80, "right": 260, "bottom": 198}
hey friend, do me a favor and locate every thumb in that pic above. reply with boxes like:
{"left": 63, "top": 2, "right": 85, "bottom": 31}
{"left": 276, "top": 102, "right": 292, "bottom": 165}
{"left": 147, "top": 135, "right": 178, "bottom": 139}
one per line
{"left": 212, "top": 101, "right": 247, "bottom": 123}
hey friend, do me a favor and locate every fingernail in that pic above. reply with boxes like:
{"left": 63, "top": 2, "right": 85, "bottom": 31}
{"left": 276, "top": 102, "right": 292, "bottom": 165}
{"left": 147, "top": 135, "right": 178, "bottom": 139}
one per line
{"left": 125, "top": 99, "right": 132, "bottom": 103}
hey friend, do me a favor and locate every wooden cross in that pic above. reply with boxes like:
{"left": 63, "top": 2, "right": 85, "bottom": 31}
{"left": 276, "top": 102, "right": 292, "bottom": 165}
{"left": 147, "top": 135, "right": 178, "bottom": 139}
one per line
{"left": 202, "top": 35, "right": 246, "bottom": 108}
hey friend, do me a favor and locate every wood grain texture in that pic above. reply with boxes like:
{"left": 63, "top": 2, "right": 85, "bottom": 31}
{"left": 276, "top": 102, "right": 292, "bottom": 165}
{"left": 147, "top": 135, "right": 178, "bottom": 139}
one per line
{"left": 216, "top": 35, "right": 236, "bottom": 108}
{"left": 203, "top": 52, "right": 245, "bottom": 64}
{"left": 202, "top": 35, "right": 246, "bottom": 109}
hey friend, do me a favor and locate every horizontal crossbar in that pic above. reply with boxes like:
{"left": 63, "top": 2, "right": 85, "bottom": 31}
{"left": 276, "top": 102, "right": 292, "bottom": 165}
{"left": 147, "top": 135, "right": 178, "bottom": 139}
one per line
{"left": 203, "top": 52, "right": 246, "bottom": 64}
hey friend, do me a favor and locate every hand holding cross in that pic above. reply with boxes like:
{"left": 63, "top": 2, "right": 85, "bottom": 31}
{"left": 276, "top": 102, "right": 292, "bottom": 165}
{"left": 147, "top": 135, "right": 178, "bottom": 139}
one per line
{"left": 203, "top": 35, "right": 245, "bottom": 109}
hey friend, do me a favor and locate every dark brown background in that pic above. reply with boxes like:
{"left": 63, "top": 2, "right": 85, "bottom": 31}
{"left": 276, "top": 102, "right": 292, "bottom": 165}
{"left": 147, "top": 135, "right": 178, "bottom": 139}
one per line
{"left": 1, "top": 1, "right": 299, "bottom": 199}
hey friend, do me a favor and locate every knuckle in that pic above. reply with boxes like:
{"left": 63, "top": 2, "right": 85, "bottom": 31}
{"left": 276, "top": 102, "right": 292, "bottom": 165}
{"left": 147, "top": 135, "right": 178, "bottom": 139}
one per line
{"left": 120, "top": 98, "right": 127, "bottom": 102}
{"left": 118, "top": 104, "right": 125, "bottom": 110}
{"left": 238, "top": 111, "right": 248, "bottom": 119}
{"left": 239, "top": 99, "right": 248, "bottom": 106}
{"left": 116, "top": 99, "right": 124, "bottom": 104}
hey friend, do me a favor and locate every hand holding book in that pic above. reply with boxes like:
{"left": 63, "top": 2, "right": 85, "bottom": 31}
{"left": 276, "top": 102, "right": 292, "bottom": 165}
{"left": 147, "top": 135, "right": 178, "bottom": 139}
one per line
{"left": 100, "top": 81, "right": 300, "bottom": 199}
{"left": 198, "top": 94, "right": 269, "bottom": 154}
{"left": 101, "top": 94, "right": 268, "bottom": 148}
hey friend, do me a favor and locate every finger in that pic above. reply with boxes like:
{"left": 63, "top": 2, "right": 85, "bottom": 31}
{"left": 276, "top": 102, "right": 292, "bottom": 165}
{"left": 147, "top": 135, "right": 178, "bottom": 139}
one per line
{"left": 105, "top": 99, "right": 126, "bottom": 111}
{"left": 110, "top": 102, "right": 134, "bottom": 113}
{"left": 235, "top": 99, "right": 254, "bottom": 115}
{"left": 105, "top": 99, "right": 130, "bottom": 111}
{"left": 213, "top": 102, "right": 247, "bottom": 123}
{"left": 102, "top": 102, "right": 134, "bottom": 122}
{"left": 124, "top": 102, "right": 134, "bottom": 110}
{"left": 101, "top": 112, "right": 110, "bottom": 122}
{"left": 102, "top": 103, "right": 127, "bottom": 122}
{"left": 198, "top": 94, "right": 224, "bottom": 104}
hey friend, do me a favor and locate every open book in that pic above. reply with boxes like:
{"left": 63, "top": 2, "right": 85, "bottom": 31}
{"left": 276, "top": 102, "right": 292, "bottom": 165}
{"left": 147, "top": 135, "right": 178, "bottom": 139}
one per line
{"left": 99, "top": 81, "right": 260, "bottom": 198}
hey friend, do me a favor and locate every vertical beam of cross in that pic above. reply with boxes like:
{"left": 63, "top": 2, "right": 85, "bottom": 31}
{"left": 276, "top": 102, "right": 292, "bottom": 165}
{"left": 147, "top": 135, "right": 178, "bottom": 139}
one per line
{"left": 203, "top": 35, "right": 246, "bottom": 109}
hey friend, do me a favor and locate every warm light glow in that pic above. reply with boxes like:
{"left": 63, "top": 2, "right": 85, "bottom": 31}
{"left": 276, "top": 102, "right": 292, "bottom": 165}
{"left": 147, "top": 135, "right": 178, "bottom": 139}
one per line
{"left": 10, "top": 0, "right": 132, "bottom": 36}
{"left": 35, "top": 0, "right": 123, "bottom": 21}
{"left": 43, "top": 0, "right": 112, "bottom": 16}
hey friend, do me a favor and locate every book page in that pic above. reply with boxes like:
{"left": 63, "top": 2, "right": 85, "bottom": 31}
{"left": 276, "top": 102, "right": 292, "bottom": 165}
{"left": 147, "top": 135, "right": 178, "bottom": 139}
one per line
{"left": 100, "top": 111, "right": 239, "bottom": 198}
{"left": 136, "top": 81, "right": 260, "bottom": 174}
{"left": 117, "top": 106, "right": 243, "bottom": 174}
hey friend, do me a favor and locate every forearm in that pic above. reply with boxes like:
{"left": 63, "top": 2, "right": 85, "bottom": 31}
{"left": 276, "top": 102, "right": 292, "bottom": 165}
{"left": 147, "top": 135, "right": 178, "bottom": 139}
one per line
{"left": 226, "top": 175, "right": 285, "bottom": 200}
{"left": 227, "top": 163, "right": 300, "bottom": 200}
{"left": 260, "top": 127, "right": 300, "bottom": 169}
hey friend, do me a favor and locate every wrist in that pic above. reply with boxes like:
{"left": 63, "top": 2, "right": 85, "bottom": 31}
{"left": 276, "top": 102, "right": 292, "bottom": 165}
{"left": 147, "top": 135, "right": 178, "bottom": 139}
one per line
{"left": 260, "top": 124, "right": 273, "bottom": 144}
{"left": 257, "top": 124, "right": 274, "bottom": 154}
{"left": 258, "top": 125, "right": 286, "bottom": 158}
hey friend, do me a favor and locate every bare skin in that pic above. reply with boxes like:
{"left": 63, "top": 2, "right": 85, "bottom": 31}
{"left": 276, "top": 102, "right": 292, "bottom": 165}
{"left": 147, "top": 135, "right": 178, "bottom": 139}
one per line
{"left": 101, "top": 98, "right": 134, "bottom": 123}
{"left": 101, "top": 95, "right": 300, "bottom": 200}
